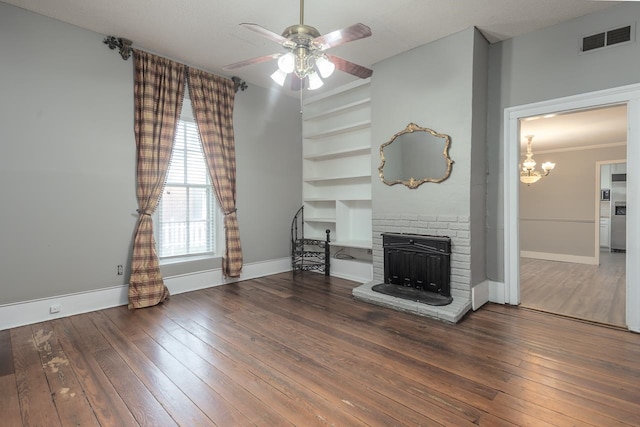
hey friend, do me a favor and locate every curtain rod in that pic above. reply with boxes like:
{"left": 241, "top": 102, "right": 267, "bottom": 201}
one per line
{"left": 103, "top": 35, "right": 247, "bottom": 93}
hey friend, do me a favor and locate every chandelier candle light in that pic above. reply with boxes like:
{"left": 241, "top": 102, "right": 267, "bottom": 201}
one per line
{"left": 520, "top": 135, "right": 555, "bottom": 185}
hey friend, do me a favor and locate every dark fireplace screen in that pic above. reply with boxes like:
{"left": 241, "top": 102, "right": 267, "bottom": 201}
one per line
{"left": 373, "top": 233, "right": 453, "bottom": 306}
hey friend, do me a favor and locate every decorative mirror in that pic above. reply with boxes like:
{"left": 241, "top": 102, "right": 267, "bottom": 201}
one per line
{"left": 379, "top": 123, "right": 454, "bottom": 189}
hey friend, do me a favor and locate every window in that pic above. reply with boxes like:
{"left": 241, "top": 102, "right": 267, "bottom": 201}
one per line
{"left": 155, "top": 116, "right": 217, "bottom": 259}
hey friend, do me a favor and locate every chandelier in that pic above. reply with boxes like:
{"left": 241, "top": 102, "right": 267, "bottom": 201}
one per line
{"left": 520, "top": 135, "right": 555, "bottom": 185}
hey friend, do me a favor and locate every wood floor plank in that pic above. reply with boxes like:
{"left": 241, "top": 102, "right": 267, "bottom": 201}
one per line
{"left": 11, "top": 325, "right": 63, "bottom": 427}
{"left": 201, "top": 284, "right": 484, "bottom": 425}
{"left": 128, "top": 306, "right": 295, "bottom": 426}
{"left": 30, "top": 322, "right": 100, "bottom": 427}
{"left": 101, "top": 306, "right": 259, "bottom": 426}
{"left": 229, "top": 278, "right": 511, "bottom": 391}
{"left": 50, "top": 317, "right": 140, "bottom": 426}
{"left": 223, "top": 297, "right": 482, "bottom": 425}
{"left": 504, "top": 375, "right": 635, "bottom": 427}
{"left": 0, "top": 374, "right": 23, "bottom": 426}
{"left": 3, "top": 272, "right": 640, "bottom": 427}
{"left": 87, "top": 310, "right": 224, "bottom": 426}
{"left": 163, "top": 294, "right": 371, "bottom": 426}
{"left": 93, "top": 347, "right": 178, "bottom": 426}
{"left": 0, "top": 329, "right": 15, "bottom": 376}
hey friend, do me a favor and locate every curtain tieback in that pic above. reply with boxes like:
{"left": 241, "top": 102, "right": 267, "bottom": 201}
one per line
{"left": 136, "top": 209, "right": 151, "bottom": 216}
{"left": 224, "top": 208, "right": 237, "bottom": 216}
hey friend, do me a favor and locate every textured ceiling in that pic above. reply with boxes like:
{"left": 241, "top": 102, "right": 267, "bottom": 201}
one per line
{"left": 2, "top": 0, "right": 619, "bottom": 95}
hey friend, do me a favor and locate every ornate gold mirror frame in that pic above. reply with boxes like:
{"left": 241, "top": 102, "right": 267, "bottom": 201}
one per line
{"left": 378, "top": 123, "right": 454, "bottom": 189}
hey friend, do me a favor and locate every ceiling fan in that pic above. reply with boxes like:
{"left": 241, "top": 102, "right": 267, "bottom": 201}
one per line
{"left": 224, "top": 0, "right": 373, "bottom": 90}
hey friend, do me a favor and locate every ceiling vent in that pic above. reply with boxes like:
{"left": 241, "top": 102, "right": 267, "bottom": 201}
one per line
{"left": 581, "top": 24, "right": 634, "bottom": 53}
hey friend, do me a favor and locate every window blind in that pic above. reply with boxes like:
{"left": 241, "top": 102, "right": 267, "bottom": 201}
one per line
{"left": 157, "top": 120, "right": 215, "bottom": 258}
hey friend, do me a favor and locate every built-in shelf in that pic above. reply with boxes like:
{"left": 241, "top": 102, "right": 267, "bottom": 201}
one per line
{"left": 304, "top": 146, "right": 371, "bottom": 161}
{"left": 302, "top": 237, "right": 372, "bottom": 250}
{"left": 304, "top": 120, "right": 371, "bottom": 139}
{"left": 303, "top": 198, "right": 335, "bottom": 202}
{"left": 302, "top": 78, "right": 371, "bottom": 104}
{"left": 304, "top": 197, "right": 371, "bottom": 203}
{"left": 303, "top": 173, "right": 371, "bottom": 183}
{"left": 332, "top": 240, "right": 372, "bottom": 249}
{"left": 302, "top": 79, "right": 372, "bottom": 264}
{"left": 303, "top": 98, "right": 371, "bottom": 121}
{"left": 304, "top": 217, "right": 336, "bottom": 223}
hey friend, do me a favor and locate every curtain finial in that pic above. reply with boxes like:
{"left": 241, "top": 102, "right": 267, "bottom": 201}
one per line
{"left": 104, "top": 36, "right": 133, "bottom": 60}
{"left": 232, "top": 76, "right": 247, "bottom": 93}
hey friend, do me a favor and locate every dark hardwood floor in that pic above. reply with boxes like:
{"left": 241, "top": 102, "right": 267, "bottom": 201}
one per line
{"left": 2, "top": 272, "right": 640, "bottom": 426}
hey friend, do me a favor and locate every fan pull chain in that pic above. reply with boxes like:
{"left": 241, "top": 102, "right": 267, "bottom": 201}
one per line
{"left": 299, "top": 85, "right": 304, "bottom": 115}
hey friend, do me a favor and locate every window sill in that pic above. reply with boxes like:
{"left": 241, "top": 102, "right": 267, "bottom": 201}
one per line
{"left": 159, "top": 254, "right": 219, "bottom": 265}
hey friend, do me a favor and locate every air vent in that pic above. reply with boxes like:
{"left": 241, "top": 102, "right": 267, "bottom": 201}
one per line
{"left": 581, "top": 25, "right": 633, "bottom": 53}
{"left": 607, "top": 26, "right": 631, "bottom": 46}
{"left": 582, "top": 33, "right": 605, "bottom": 52}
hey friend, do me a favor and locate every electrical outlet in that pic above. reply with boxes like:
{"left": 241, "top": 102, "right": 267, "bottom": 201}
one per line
{"left": 50, "top": 304, "right": 61, "bottom": 314}
{"left": 117, "top": 265, "right": 123, "bottom": 275}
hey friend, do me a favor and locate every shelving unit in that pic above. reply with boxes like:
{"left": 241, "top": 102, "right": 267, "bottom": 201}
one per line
{"left": 303, "top": 146, "right": 370, "bottom": 161}
{"left": 302, "top": 79, "right": 372, "bottom": 251}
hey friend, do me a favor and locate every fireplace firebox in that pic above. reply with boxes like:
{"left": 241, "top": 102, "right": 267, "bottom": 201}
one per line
{"left": 372, "top": 233, "right": 453, "bottom": 306}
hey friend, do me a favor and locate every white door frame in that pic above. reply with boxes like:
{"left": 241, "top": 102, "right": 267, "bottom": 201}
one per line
{"left": 503, "top": 83, "right": 640, "bottom": 332}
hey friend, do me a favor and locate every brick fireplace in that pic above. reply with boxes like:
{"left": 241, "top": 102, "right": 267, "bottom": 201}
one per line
{"left": 353, "top": 213, "right": 472, "bottom": 323}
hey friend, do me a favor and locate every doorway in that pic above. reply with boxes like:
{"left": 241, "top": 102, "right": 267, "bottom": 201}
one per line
{"left": 516, "top": 106, "right": 627, "bottom": 327}
{"left": 502, "top": 83, "right": 640, "bottom": 332}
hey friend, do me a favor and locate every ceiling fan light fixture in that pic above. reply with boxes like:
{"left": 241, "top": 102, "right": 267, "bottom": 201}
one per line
{"left": 224, "top": 0, "right": 373, "bottom": 91}
{"left": 307, "top": 71, "right": 324, "bottom": 90}
{"left": 316, "top": 55, "right": 335, "bottom": 78}
{"left": 277, "top": 52, "right": 295, "bottom": 73}
{"left": 270, "top": 69, "right": 287, "bottom": 86}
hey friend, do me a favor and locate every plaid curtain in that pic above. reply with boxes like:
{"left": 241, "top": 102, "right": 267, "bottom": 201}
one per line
{"left": 129, "top": 50, "right": 186, "bottom": 308}
{"left": 187, "top": 68, "right": 243, "bottom": 277}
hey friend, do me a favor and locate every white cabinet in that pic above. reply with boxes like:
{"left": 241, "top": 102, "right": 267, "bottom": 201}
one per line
{"left": 600, "top": 218, "right": 610, "bottom": 249}
{"left": 302, "top": 79, "right": 372, "bottom": 249}
{"left": 611, "top": 162, "right": 627, "bottom": 174}
{"left": 601, "top": 164, "right": 611, "bottom": 190}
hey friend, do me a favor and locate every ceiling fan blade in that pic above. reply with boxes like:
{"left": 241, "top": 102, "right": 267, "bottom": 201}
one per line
{"left": 223, "top": 53, "right": 282, "bottom": 70}
{"left": 240, "top": 23, "right": 289, "bottom": 45}
{"left": 313, "top": 23, "right": 372, "bottom": 51}
{"left": 326, "top": 55, "right": 373, "bottom": 79}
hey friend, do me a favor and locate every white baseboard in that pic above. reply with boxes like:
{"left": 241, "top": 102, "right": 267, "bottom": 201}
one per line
{"left": 0, "top": 257, "right": 290, "bottom": 331}
{"left": 330, "top": 258, "right": 373, "bottom": 283}
{"left": 489, "top": 280, "right": 506, "bottom": 304}
{"left": 520, "top": 251, "right": 597, "bottom": 265}
{"left": 471, "top": 280, "right": 490, "bottom": 311}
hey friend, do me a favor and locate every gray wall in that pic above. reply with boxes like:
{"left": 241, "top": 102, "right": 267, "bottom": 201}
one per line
{"left": 519, "top": 145, "right": 626, "bottom": 257}
{"left": 371, "top": 27, "right": 488, "bottom": 288}
{"left": 234, "top": 86, "right": 302, "bottom": 264}
{"left": 486, "top": 3, "right": 640, "bottom": 281}
{"left": 470, "top": 29, "right": 489, "bottom": 287}
{"left": 0, "top": 2, "right": 301, "bottom": 305}
{"left": 372, "top": 27, "right": 476, "bottom": 217}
